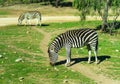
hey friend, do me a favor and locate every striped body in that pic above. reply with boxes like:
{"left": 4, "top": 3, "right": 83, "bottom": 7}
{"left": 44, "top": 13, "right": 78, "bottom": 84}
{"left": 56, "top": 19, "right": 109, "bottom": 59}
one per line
{"left": 48, "top": 28, "right": 98, "bottom": 66}
{"left": 18, "top": 11, "right": 41, "bottom": 26}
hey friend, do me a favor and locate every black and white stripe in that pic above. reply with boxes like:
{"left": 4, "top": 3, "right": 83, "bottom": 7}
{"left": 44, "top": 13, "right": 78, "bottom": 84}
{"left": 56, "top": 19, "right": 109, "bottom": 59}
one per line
{"left": 48, "top": 28, "right": 98, "bottom": 66}
{"left": 18, "top": 11, "right": 41, "bottom": 26}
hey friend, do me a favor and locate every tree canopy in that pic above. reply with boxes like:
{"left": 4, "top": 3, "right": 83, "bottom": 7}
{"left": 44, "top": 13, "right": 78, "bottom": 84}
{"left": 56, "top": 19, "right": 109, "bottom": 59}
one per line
{"left": 73, "top": 0, "right": 120, "bottom": 32}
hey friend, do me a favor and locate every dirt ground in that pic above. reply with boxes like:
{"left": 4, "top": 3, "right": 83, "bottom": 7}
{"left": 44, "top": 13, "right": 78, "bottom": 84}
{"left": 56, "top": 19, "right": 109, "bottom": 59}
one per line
{"left": 0, "top": 16, "right": 80, "bottom": 26}
{"left": 0, "top": 16, "right": 120, "bottom": 84}
{"left": 0, "top": 16, "right": 120, "bottom": 26}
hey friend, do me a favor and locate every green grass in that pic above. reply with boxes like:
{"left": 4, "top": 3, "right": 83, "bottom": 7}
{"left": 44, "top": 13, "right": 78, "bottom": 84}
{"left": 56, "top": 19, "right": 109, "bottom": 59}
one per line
{"left": 39, "top": 21, "right": 102, "bottom": 32}
{"left": 42, "top": 21, "right": 120, "bottom": 80}
{"left": 0, "top": 10, "right": 10, "bottom": 15}
{"left": 0, "top": 21, "right": 120, "bottom": 84}
{"left": 0, "top": 25, "right": 95, "bottom": 84}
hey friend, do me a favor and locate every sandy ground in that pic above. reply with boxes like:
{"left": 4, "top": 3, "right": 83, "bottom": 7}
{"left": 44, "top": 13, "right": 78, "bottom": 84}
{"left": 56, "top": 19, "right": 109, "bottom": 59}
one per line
{"left": 0, "top": 16, "right": 80, "bottom": 26}
{"left": 0, "top": 16, "right": 120, "bottom": 26}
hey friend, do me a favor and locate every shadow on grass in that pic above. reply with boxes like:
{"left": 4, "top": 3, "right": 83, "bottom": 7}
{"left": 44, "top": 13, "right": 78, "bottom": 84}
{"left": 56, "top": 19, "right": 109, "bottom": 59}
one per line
{"left": 17, "top": 24, "right": 49, "bottom": 27}
{"left": 55, "top": 55, "right": 111, "bottom": 66}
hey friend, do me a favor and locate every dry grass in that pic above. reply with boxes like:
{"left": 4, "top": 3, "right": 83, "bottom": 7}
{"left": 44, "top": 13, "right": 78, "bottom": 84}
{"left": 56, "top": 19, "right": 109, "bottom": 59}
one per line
{"left": 0, "top": 3, "right": 79, "bottom": 17}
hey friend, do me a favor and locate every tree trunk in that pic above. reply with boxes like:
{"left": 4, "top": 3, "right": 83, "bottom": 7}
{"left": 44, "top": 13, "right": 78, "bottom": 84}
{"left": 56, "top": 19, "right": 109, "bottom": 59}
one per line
{"left": 102, "top": 0, "right": 109, "bottom": 32}
{"left": 55, "top": 0, "right": 60, "bottom": 8}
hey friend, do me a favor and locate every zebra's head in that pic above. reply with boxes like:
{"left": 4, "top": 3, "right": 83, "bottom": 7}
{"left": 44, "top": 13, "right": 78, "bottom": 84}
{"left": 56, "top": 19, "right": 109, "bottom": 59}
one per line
{"left": 18, "top": 14, "right": 24, "bottom": 25}
{"left": 48, "top": 45, "right": 58, "bottom": 66}
{"left": 18, "top": 19, "right": 22, "bottom": 25}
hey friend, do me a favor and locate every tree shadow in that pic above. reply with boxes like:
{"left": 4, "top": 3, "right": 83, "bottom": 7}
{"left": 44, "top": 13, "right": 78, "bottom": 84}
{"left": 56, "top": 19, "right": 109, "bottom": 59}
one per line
{"left": 95, "top": 21, "right": 120, "bottom": 31}
{"left": 55, "top": 55, "right": 111, "bottom": 66}
{"left": 41, "top": 24, "right": 49, "bottom": 26}
{"left": 60, "top": 2, "right": 72, "bottom": 7}
{"left": 17, "top": 24, "right": 49, "bottom": 27}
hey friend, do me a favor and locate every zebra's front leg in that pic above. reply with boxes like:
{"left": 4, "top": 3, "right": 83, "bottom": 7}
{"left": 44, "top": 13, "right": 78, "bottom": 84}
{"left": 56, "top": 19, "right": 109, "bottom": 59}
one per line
{"left": 37, "top": 19, "right": 41, "bottom": 26}
{"left": 88, "top": 50, "right": 92, "bottom": 64}
{"left": 93, "top": 50, "right": 99, "bottom": 64}
{"left": 25, "top": 19, "right": 29, "bottom": 25}
{"left": 87, "top": 45, "right": 92, "bottom": 64}
{"left": 65, "top": 46, "right": 71, "bottom": 67}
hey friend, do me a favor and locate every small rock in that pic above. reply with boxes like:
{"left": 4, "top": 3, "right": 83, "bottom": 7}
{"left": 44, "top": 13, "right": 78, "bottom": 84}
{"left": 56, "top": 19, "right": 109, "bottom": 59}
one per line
{"left": 7, "top": 45, "right": 10, "bottom": 48}
{"left": 28, "top": 46, "right": 31, "bottom": 49}
{"left": 3, "top": 53, "right": 6, "bottom": 55}
{"left": 5, "top": 57, "right": 8, "bottom": 59}
{"left": 46, "top": 68, "right": 50, "bottom": 71}
{"left": 26, "top": 31, "right": 30, "bottom": 34}
{"left": 1, "top": 76, "right": 4, "bottom": 79}
{"left": 19, "top": 77, "right": 24, "bottom": 81}
{"left": 64, "top": 75, "right": 68, "bottom": 78}
{"left": 15, "top": 58, "right": 23, "bottom": 62}
{"left": 71, "top": 69, "right": 75, "bottom": 72}
{"left": 115, "top": 49, "right": 119, "bottom": 52}
{"left": 63, "top": 79, "right": 68, "bottom": 83}
{"left": 0, "top": 54, "right": 3, "bottom": 58}
{"left": 11, "top": 74, "right": 15, "bottom": 76}
{"left": 13, "top": 51, "right": 17, "bottom": 54}
{"left": 1, "top": 61, "right": 4, "bottom": 63}
{"left": 99, "top": 47, "right": 102, "bottom": 50}
{"left": 80, "top": 48, "right": 83, "bottom": 49}
{"left": 54, "top": 67, "right": 59, "bottom": 71}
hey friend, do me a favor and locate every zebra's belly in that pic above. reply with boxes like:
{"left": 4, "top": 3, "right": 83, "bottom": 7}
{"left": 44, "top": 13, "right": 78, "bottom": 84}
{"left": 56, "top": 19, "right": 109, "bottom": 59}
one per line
{"left": 70, "top": 37, "right": 84, "bottom": 48}
{"left": 71, "top": 42, "right": 84, "bottom": 48}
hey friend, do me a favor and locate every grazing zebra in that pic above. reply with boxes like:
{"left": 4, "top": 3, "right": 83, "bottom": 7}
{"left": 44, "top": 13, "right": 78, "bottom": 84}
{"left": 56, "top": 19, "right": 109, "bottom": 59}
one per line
{"left": 48, "top": 28, "right": 98, "bottom": 67}
{"left": 18, "top": 11, "right": 41, "bottom": 26}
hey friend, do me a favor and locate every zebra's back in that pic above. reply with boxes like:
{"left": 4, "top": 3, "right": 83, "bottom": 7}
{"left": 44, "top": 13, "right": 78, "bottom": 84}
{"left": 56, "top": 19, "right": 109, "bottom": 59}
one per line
{"left": 52, "top": 28, "right": 98, "bottom": 51}
{"left": 23, "top": 11, "right": 41, "bottom": 19}
{"left": 64, "top": 28, "right": 98, "bottom": 48}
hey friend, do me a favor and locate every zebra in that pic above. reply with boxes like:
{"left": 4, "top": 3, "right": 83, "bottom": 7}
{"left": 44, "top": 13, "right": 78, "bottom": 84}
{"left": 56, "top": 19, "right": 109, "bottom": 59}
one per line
{"left": 18, "top": 11, "right": 42, "bottom": 26}
{"left": 48, "top": 28, "right": 98, "bottom": 67}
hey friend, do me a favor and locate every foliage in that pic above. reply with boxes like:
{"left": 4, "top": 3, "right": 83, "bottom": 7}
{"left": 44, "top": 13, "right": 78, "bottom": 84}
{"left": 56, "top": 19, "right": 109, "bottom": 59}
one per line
{"left": 0, "top": 0, "right": 62, "bottom": 6}
{"left": 73, "top": 0, "right": 120, "bottom": 32}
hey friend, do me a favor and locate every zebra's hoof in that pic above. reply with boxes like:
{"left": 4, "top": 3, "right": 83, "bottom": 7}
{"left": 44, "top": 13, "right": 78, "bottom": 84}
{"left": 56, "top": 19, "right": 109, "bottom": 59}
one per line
{"left": 65, "top": 63, "right": 71, "bottom": 67}
{"left": 95, "top": 61, "right": 99, "bottom": 64}
{"left": 88, "top": 61, "right": 91, "bottom": 64}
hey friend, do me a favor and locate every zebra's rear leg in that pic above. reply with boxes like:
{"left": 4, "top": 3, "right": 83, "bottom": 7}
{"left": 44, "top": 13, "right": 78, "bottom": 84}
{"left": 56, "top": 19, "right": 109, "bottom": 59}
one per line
{"left": 93, "top": 50, "right": 99, "bottom": 64}
{"left": 36, "top": 19, "right": 41, "bottom": 26}
{"left": 91, "top": 44, "right": 99, "bottom": 64}
{"left": 65, "top": 45, "right": 71, "bottom": 67}
{"left": 87, "top": 44, "right": 92, "bottom": 64}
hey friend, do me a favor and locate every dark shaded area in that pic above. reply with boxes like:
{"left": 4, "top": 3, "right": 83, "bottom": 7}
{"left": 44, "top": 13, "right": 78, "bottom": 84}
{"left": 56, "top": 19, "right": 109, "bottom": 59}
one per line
{"left": 95, "top": 21, "right": 120, "bottom": 35}
{"left": 50, "top": 0, "right": 72, "bottom": 7}
{"left": 17, "top": 23, "right": 49, "bottom": 27}
{"left": 96, "top": 21, "right": 120, "bottom": 31}
{"left": 55, "top": 55, "right": 111, "bottom": 66}
{"left": 60, "top": 2, "right": 72, "bottom": 7}
{"left": 0, "top": 0, "right": 72, "bottom": 7}
{"left": 41, "top": 24, "right": 49, "bottom": 26}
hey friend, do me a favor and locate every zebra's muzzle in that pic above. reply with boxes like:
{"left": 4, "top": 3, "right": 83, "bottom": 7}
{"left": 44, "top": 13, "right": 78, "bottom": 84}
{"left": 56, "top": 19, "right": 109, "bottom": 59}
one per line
{"left": 50, "top": 62, "right": 55, "bottom": 66}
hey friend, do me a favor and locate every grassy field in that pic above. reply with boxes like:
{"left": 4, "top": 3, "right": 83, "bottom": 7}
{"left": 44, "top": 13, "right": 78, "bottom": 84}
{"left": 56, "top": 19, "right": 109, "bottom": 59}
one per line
{"left": 0, "top": 21, "right": 120, "bottom": 84}
{"left": 0, "top": 24, "right": 94, "bottom": 84}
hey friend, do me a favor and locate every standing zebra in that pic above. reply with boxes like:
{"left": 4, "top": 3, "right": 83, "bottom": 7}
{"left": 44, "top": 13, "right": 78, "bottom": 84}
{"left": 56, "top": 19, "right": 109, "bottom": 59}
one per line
{"left": 18, "top": 11, "right": 41, "bottom": 26}
{"left": 48, "top": 28, "right": 98, "bottom": 67}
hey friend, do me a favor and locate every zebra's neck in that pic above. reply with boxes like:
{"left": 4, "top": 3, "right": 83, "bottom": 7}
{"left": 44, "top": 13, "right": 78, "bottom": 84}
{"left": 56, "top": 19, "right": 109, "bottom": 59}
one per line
{"left": 51, "top": 35, "right": 64, "bottom": 53}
